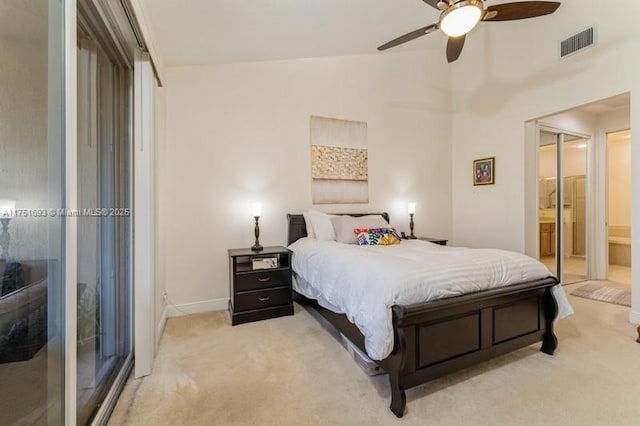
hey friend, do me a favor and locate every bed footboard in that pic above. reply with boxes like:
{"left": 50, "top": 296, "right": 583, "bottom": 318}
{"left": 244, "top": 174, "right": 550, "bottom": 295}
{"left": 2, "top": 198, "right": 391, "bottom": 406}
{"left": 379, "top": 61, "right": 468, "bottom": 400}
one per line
{"left": 385, "top": 278, "right": 558, "bottom": 417}
{"left": 287, "top": 213, "right": 560, "bottom": 418}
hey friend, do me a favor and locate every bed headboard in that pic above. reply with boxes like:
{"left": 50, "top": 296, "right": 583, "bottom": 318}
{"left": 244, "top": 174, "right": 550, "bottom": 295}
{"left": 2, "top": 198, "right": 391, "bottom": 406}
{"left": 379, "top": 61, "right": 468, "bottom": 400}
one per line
{"left": 286, "top": 212, "right": 390, "bottom": 246}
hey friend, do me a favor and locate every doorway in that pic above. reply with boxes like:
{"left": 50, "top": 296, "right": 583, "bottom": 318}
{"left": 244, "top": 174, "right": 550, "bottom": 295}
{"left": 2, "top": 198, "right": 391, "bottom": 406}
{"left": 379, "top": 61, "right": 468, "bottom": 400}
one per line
{"left": 526, "top": 93, "right": 632, "bottom": 298}
{"left": 606, "top": 129, "right": 632, "bottom": 289}
{"left": 538, "top": 130, "right": 589, "bottom": 284}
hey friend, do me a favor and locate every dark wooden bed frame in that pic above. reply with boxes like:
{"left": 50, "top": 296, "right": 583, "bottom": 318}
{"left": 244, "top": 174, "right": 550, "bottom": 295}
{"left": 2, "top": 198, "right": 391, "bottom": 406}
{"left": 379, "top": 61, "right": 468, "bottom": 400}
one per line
{"left": 287, "top": 213, "right": 559, "bottom": 418}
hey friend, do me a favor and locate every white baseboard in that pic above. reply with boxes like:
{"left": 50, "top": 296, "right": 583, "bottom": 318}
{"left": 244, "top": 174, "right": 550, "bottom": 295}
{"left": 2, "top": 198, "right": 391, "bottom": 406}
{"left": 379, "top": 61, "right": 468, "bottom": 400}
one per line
{"left": 167, "top": 297, "right": 229, "bottom": 317}
{"left": 156, "top": 306, "right": 167, "bottom": 349}
{"left": 630, "top": 310, "right": 640, "bottom": 325}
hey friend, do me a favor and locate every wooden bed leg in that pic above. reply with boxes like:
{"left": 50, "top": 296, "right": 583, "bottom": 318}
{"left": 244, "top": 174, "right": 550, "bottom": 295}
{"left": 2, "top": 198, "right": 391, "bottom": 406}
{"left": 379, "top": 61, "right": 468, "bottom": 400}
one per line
{"left": 389, "top": 375, "right": 406, "bottom": 418}
{"left": 388, "top": 306, "right": 408, "bottom": 418}
{"left": 636, "top": 325, "right": 640, "bottom": 343}
{"left": 541, "top": 287, "right": 558, "bottom": 355}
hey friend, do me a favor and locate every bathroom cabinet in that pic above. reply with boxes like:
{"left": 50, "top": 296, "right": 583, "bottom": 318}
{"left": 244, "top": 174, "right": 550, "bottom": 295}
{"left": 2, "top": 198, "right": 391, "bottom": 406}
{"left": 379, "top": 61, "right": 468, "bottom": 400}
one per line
{"left": 540, "top": 222, "right": 556, "bottom": 257}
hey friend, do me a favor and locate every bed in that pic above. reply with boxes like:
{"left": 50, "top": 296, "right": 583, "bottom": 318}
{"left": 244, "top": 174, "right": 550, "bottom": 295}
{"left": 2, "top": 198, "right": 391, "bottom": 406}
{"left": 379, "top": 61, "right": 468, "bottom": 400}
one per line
{"left": 287, "top": 212, "right": 561, "bottom": 417}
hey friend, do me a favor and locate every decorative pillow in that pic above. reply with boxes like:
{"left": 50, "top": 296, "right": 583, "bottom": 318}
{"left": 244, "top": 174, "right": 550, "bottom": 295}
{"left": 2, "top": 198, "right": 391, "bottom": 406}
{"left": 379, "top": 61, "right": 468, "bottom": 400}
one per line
{"left": 306, "top": 210, "right": 336, "bottom": 242}
{"left": 331, "top": 215, "right": 389, "bottom": 244}
{"left": 354, "top": 228, "right": 402, "bottom": 246}
{"left": 302, "top": 211, "right": 315, "bottom": 239}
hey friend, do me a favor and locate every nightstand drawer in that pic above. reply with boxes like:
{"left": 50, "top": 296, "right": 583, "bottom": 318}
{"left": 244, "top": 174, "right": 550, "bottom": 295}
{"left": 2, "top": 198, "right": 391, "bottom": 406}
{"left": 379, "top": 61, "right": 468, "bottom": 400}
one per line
{"left": 234, "top": 269, "right": 291, "bottom": 292}
{"left": 234, "top": 287, "right": 291, "bottom": 312}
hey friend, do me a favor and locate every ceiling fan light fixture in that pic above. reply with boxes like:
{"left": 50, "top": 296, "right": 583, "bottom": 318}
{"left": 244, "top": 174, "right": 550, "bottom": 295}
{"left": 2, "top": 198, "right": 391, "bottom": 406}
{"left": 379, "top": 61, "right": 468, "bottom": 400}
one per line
{"left": 440, "top": 0, "right": 483, "bottom": 37}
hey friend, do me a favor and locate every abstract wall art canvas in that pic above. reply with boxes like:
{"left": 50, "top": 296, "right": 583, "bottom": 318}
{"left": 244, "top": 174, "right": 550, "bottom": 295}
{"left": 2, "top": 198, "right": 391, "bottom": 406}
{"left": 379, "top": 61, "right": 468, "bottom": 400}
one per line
{"left": 310, "top": 116, "right": 368, "bottom": 204}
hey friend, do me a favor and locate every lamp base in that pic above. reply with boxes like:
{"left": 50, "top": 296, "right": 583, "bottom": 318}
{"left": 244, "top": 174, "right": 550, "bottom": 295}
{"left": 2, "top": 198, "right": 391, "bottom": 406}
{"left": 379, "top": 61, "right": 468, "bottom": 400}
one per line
{"left": 252, "top": 216, "right": 263, "bottom": 251}
{"left": 409, "top": 213, "right": 416, "bottom": 240}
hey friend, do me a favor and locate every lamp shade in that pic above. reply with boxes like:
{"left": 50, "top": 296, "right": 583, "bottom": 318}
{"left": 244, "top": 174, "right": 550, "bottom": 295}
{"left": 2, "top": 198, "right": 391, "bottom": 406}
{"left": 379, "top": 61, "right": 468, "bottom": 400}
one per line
{"left": 0, "top": 199, "right": 16, "bottom": 215}
{"left": 407, "top": 202, "right": 416, "bottom": 215}
{"left": 252, "top": 202, "right": 262, "bottom": 217}
{"left": 440, "top": 0, "right": 483, "bottom": 37}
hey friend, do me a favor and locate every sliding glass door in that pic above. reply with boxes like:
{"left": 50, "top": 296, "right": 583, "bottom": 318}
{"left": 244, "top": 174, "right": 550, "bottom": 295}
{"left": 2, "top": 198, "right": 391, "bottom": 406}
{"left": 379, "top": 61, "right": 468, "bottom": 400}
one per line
{"left": 538, "top": 129, "right": 588, "bottom": 284}
{"left": 2, "top": 1, "right": 144, "bottom": 422}
{"left": 76, "top": 20, "right": 132, "bottom": 426}
{"left": 0, "top": 0, "right": 66, "bottom": 423}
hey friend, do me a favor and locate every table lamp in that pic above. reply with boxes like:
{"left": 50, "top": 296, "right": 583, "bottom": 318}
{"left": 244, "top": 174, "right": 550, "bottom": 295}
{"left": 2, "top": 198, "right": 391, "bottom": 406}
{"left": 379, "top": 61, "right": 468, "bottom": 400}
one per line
{"left": 251, "top": 202, "right": 263, "bottom": 251}
{"left": 407, "top": 202, "right": 417, "bottom": 239}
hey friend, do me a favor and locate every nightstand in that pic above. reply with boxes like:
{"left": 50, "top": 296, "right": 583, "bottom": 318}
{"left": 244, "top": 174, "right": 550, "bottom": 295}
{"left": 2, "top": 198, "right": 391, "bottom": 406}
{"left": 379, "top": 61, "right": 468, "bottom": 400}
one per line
{"left": 417, "top": 237, "right": 448, "bottom": 246}
{"left": 228, "top": 246, "right": 293, "bottom": 326}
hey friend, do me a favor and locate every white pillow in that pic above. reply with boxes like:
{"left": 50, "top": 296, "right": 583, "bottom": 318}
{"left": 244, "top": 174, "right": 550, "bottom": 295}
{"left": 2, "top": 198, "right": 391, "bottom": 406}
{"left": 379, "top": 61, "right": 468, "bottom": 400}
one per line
{"left": 306, "top": 210, "right": 336, "bottom": 242}
{"left": 302, "top": 211, "right": 315, "bottom": 239}
{"left": 331, "top": 215, "right": 390, "bottom": 244}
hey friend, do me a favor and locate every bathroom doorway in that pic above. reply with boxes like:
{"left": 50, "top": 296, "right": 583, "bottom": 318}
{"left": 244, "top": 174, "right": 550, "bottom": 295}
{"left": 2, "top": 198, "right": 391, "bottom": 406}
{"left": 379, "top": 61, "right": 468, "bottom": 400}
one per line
{"left": 606, "top": 129, "right": 632, "bottom": 289}
{"left": 526, "top": 93, "right": 631, "bottom": 292}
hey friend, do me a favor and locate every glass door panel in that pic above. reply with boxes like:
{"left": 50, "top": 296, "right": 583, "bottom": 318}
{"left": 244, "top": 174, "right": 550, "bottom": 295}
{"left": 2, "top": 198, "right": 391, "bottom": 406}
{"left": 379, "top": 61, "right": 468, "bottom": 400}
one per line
{"left": 76, "top": 28, "right": 131, "bottom": 425}
{"left": 0, "top": 0, "right": 66, "bottom": 423}
{"left": 538, "top": 130, "right": 588, "bottom": 284}
{"left": 563, "top": 137, "right": 587, "bottom": 284}
{"left": 538, "top": 131, "right": 558, "bottom": 276}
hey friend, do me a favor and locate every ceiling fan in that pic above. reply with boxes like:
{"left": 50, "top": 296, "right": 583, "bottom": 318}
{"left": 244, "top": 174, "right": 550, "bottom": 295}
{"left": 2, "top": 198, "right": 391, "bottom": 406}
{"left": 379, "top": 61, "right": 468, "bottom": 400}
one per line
{"left": 377, "top": 0, "right": 561, "bottom": 63}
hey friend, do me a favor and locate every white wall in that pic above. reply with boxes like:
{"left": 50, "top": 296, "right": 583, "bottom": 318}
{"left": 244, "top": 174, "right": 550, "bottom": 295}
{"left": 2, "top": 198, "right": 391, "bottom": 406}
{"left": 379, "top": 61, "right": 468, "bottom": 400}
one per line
{"left": 161, "top": 50, "right": 452, "bottom": 310}
{"left": 541, "top": 109, "right": 598, "bottom": 137}
{"left": 450, "top": 0, "right": 640, "bottom": 322}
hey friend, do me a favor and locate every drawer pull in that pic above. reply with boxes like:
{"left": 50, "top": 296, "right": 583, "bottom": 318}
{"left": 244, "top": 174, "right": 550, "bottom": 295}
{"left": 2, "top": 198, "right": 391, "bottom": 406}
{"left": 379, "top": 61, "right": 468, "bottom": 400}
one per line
{"left": 257, "top": 277, "right": 271, "bottom": 282}
{"left": 258, "top": 296, "right": 271, "bottom": 302}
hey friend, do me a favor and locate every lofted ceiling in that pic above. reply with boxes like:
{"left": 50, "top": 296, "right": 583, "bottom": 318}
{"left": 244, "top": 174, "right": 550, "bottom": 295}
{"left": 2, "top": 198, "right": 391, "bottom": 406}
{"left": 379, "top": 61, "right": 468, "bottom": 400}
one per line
{"left": 138, "top": 0, "right": 448, "bottom": 66}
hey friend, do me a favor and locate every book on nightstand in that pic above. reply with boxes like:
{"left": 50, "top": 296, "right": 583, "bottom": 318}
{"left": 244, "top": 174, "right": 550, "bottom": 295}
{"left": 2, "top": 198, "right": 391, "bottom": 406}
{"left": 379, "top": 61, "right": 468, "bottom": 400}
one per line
{"left": 251, "top": 257, "right": 278, "bottom": 270}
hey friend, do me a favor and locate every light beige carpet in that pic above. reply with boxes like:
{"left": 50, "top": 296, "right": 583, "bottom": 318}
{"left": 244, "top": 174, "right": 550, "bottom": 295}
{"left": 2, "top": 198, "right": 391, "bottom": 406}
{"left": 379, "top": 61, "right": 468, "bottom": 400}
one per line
{"left": 109, "top": 294, "right": 640, "bottom": 426}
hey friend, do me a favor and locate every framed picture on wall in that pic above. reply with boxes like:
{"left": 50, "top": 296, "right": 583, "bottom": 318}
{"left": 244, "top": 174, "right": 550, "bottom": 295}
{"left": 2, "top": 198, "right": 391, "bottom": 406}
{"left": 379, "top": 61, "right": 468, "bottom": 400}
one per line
{"left": 473, "top": 157, "right": 495, "bottom": 186}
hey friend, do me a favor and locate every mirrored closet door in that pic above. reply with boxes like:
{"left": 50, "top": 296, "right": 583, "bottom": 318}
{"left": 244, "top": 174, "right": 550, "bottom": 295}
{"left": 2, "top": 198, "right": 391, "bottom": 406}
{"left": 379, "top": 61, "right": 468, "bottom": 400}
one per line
{"left": 538, "top": 129, "right": 588, "bottom": 284}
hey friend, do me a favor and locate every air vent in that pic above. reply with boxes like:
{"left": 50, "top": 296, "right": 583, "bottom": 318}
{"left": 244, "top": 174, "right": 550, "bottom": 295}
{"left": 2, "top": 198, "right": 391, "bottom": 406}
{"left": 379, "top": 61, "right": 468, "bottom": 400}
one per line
{"left": 560, "top": 27, "right": 596, "bottom": 58}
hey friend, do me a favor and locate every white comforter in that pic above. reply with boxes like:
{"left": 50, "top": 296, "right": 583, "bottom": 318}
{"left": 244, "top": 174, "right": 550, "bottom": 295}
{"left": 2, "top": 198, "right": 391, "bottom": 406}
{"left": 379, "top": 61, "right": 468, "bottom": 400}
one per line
{"left": 289, "top": 238, "right": 572, "bottom": 360}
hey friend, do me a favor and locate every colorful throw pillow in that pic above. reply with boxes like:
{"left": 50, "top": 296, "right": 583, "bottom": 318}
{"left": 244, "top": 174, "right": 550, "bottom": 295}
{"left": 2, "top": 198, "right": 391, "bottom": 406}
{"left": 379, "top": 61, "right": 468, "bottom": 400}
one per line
{"left": 354, "top": 228, "right": 402, "bottom": 246}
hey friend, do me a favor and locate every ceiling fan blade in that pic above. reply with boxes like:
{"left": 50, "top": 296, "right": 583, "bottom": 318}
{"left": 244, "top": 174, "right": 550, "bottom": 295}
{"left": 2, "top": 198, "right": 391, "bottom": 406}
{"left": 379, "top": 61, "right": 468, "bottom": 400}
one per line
{"left": 483, "top": 1, "right": 560, "bottom": 22}
{"left": 422, "top": 0, "right": 443, "bottom": 10}
{"left": 446, "top": 35, "right": 465, "bottom": 63}
{"left": 377, "top": 24, "right": 439, "bottom": 51}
